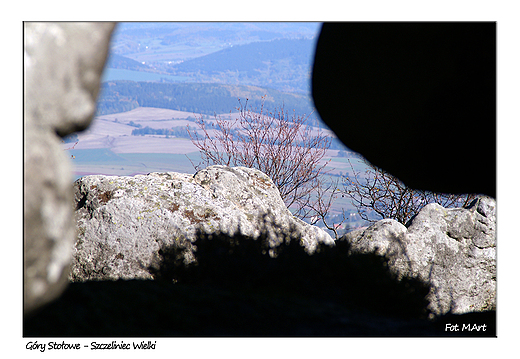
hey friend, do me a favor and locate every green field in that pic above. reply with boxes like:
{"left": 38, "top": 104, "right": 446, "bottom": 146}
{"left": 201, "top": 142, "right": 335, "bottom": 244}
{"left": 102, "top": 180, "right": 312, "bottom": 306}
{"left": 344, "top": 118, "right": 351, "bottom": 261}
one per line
{"left": 68, "top": 149, "right": 202, "bottom": 180}
{"left": 118, "top": 152, "right": 203, "bottom": 174}
{"left": 69, "top": 148, "right": 128, "bottom": 164}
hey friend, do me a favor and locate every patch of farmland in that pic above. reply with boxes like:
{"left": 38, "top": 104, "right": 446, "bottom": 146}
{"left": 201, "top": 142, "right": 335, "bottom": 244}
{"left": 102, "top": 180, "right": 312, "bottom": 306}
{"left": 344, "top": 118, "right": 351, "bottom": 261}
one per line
{"left": 111, "top": 136, "right": 198, "bottom": 154}
{"left": 100, "top": 107, "right": 199, "bottom": 122}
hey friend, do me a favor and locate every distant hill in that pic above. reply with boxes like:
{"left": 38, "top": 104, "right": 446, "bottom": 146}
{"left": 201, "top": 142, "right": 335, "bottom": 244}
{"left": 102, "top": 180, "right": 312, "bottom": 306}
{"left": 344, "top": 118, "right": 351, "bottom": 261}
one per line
{"left": 96, "top": 80, "right": 320, "bottom": 125}
{"left": 166, "top": 38, "right": 316, "bottom": 93}
{"left": 105, "top": 53, "right": 152, "bottom": 72}
{"left": 170, "top": 38, "right": 315, "bottom": 73}
{"left": 104, "top": 23, "right": 321, "bottom": 93}
{"left": 111, "top": 22, "right": 320, "bottom": 62}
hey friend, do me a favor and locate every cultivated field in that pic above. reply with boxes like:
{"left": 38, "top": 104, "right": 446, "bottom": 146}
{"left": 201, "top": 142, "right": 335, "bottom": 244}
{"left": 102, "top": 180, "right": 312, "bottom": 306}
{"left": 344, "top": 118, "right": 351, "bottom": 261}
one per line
{"left": 63, "top": 107, "right": 203, "bottom": 178}
{"left": 69, "top": 107, "right": 201, "bottom": 152}
{"left": 65, "top": 106, "right": 368, "bottom": 176}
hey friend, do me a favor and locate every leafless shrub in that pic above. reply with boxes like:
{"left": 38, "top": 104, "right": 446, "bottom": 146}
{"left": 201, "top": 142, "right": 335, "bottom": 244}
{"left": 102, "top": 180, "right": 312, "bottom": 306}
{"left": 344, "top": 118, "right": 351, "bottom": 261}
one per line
{"left": 305, "top": 177, "right": 349, "bottom": 239}
{"left": 187, "top": 97, "right": 332, "bottom": 219}
{"left": 343, "top": 159, "right": 477, "bottom": 225}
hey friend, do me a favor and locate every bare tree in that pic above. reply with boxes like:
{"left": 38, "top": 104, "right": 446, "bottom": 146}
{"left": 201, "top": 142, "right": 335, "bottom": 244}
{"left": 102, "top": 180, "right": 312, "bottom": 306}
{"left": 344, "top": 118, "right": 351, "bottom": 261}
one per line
{"left": 305, "top": 177, "right": 349, "bottom": 239}
{"left": 187, "top": 97, "right": 332, "bottom": 219}
{"left": 343, "top": 159, "right": 477, "bottom": 225}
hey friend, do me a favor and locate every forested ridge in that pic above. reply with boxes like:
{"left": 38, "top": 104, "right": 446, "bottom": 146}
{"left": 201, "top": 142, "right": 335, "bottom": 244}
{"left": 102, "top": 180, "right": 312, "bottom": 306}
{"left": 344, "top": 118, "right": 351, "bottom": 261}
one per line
{"left": 105, "top": 53, "right": 151, "bottom": 72}
{"left": 107, "top": 25, "right": 318, "bottom": 93}
{"left": 96, "top": 80, "right": 319, "bottom": 125}
{"left": 165, "top": 38, "right": 315, "bottom": 93}
{"left": 169, "top": 38, "right": 315, "bottom": 73}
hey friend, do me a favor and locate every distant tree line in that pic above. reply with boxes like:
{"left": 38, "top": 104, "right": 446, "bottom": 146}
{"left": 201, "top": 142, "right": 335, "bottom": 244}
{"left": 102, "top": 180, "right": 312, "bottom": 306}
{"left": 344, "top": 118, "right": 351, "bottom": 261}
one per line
{"left": 128, "top": 121, "right": 142, "bottom": 128}
{"left": 165, "top": 38, "right": 315, "bottom": 93}
{"left": 95, "top": 81, "right": 319, "bottom": 126}
{"left": 169, "top": 39, "right": 314, "bottom": 74}
{"left": 131, "top": 126, "right": 191, "bottom": 138}
{"left": 130, "top": 123, "right": 340, "bottom": 148}
{"left": 96, "top": 82, "right": 139, "bottom": 116}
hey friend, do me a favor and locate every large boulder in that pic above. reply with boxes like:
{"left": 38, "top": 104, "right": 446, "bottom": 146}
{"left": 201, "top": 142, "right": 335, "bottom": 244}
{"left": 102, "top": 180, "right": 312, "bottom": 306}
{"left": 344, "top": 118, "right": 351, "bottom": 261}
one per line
{"left": 343, "top": 196, "right": 496, "bottom": 316}
{"left": 24, "top": 22, "right": 115, "bottom": 316}
{"left": 312, "top": 23, "right": 496, "bottom": 197}
{"left": 70, "top": 165, "right": 334, "bottom": 282}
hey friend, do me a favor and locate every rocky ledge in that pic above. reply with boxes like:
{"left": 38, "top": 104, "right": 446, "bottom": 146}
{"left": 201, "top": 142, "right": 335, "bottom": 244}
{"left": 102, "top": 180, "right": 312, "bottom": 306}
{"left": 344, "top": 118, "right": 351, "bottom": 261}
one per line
{"left": 71, "top": 165, "right": 334, "bottom": 282}
{"left": 70, "top": 164, "right": 495, "bottom": 320}
{"left": 24, "top": 166, "right": 496, "bottom": 337}
{"left": 343, "top": 196, "right": 496, "bottom": 316}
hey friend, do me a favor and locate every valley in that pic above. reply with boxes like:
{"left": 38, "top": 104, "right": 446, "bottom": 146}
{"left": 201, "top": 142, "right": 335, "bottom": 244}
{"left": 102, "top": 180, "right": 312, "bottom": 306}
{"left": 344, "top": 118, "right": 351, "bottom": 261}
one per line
{"left": 67, "top": 22, "right": 375, "bottom": 233}
{"left": 65, "top": 107, "right": 366, "bottom": 176}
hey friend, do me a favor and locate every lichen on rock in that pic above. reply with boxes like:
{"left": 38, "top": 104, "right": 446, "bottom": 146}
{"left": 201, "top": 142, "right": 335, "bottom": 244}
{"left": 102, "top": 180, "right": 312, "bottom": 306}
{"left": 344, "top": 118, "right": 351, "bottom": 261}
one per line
{"left": 70, "top": 165, "right": 334, "bottom": 282}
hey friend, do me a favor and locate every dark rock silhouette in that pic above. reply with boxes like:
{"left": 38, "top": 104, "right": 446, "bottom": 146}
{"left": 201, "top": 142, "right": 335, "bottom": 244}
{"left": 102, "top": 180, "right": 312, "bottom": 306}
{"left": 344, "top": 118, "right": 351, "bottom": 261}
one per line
{"left": 23, "top": 225, "right": 496, "bottom": 337}
{"left": 312, "top": 22, "right": 496, "bottom": 197}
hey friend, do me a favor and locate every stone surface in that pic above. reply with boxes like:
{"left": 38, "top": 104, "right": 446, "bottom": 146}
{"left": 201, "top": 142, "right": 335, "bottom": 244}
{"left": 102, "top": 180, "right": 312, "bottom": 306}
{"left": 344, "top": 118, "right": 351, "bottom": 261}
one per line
{"left": 70, "top": 165, "right": 334, "bottom": 282}
{"left": 343, "top": 196, "right": 496, "bottom": 316}
{"left": 24, "top": 22, "right": 115, "bottom": 316}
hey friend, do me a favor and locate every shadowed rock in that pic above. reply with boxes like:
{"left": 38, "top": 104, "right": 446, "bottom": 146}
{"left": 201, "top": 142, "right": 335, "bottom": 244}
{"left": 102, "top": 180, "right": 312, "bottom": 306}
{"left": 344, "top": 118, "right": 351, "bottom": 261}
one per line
{"left": 71, "top": 165, "right": 334, "bottom": 282}
{"left": 343, "top": 196, "right": 496, "bottom": 316}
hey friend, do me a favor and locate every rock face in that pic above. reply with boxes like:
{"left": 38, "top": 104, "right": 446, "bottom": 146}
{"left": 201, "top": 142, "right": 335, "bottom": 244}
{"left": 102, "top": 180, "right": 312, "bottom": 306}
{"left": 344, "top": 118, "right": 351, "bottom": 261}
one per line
{"left": 71, "top": 165, "right": 334, "bottom": 282}
{"left": 343, "top": 196, "right": 496, "bottom": 316}
{"left": 24, "top": 22, "right": 115, "bottom": 316}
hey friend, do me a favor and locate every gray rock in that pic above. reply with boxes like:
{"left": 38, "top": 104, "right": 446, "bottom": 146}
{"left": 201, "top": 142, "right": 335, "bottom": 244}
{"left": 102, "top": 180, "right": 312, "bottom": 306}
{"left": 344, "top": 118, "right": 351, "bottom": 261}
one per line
{"left": 343, "top": 196, "right": 496, "bottom": 316}
{"left": 24, "top": 22, "right": 115, "bottom": 316}
{"left": 71, "top": 166, "right": 334, "bottom": 282}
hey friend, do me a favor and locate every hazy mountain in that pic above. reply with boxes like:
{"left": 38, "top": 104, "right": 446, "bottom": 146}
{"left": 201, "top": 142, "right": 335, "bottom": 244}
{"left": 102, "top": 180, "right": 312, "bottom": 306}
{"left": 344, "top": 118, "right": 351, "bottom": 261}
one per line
{"left": 110, "top": 22, "right": 320, "bottom": 62}
{"left": 166, "top": 38, "right": 316, "bottom": 92}
{"left": 106, "top": 22, "right": 321, "bottom": 92}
